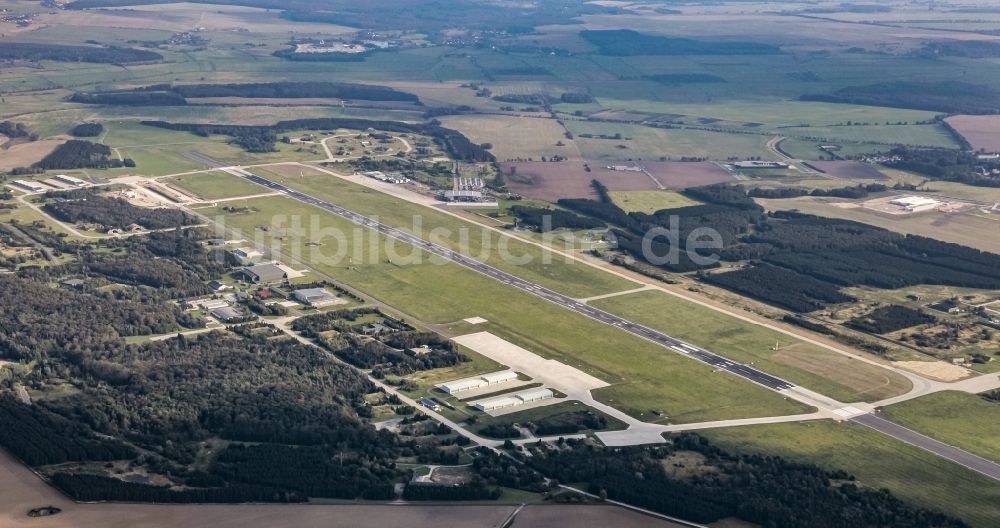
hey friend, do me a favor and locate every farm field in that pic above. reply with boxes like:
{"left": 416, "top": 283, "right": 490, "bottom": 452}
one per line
{"left": 587, "top": 99, "right": 944, "bottom": 130}
{"left": 641, "top": 161, "right": 738, "bottom": 188}
{"left": 882, "top": 391, "right": 1000, "bottom": 464}
{"left": 0, "top": 138, "right": 66, "bottom": 171}
{"left": 608, "top": 190, "right": 702, "bottom": 213}
{"left": 591, "top": 290, "right": 911, "bottom": 403}
{"left": 439, "top": 115, "right": 580, "bottom": 162}
{"left": 564, "top": 121, "right": 775, "bottom": 161}
{"left": 701, "top": 420, "right": 1000, "bottom": 528}
{"left": 256, "top": 165, "right": 636, "bottom": 299}
{"left": 499, "top": 161, "right": 657, "bottom": 201}
{"left": 786, "top": 124, "right": 958, "bottom": 149}
{"left": 756, "top": 198, "right": 1000, "bottom": 254}
{"left": 164, "top": 171, "right": 271, "bottom": 201}
{"left": 206, "top": 196, "right": 811, "bottom": 423}
{"left": 945, "top": 115, "right": 1000, "bottom": 152}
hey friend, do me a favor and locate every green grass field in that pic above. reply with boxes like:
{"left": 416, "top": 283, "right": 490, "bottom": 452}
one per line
{"left": 206, "top": 195, "right": 811, "bottom": 423}
{"left": 564, "top": 121, "right": 775, "bottom": 161}
{"left": 608, "top": 190, "right": 702, "bottom": 213}
{"left": 165, "top": 171, "right": 270, "bottom": 201}
{"left": 591, "top": 290, "right": 911, "bottom": 403}
{"left": 701, "top": 420, "right": 1000, "bottom": 528}
{"left": 882, "top": 391, "right": 1000, "bottom": 464}
{"left": 254, "top": 165, "right": 637, "bottom": 300}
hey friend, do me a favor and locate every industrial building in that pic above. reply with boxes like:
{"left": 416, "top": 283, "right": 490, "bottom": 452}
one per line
{"left": 12, "top": 180, "right": 47, "bottom": 193}
{"left": 438, "top": 370, "right": 518, "bottom": 394}
{"left": 440, "top": 190, "right": 483, "bottom": 202}
{"left": 472, "top": 387, "right": 554, "bottom": 412}
{"left": 210, "top": 306, "right": 246, "bottom": 322}
{"left": 732, "top": 161, "right": 788, "bottom": 169}
{"left": 889, "top": 195, "right": 942, "bottom": 212}
{"left": 235, "top": 263, "right": 287, "bottom": 284}
{"left": 292, "top": 287, "right": 340, "bottom": 307}
{"left": 53, "top": 174, "right": 88, "bottom": 187}
{"left": 232, "top": 247, "right": 263, "bottom": 262}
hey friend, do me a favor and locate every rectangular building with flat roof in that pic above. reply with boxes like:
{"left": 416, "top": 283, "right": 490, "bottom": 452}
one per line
{"left": 12, "top": 180, "right": 47, "bottom": 193}
{"left": 438, "top": 370, "right": 518, "bottom": 394}
{"left": 53, "top": 174, "right": 88, "bottom": 187}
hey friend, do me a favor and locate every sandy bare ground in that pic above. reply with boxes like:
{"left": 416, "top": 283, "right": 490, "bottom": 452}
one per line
{"left": 0, "top": 139, "right": 65, "bottom": 171}
{"left": 891, "top": 361, "right": 970, "bottom": 382}
{"left": 756, "top": 198, "right": 1000, "bottom": 254}
{"left": 945, "top": 115, "right": 1000, "bottom": 152}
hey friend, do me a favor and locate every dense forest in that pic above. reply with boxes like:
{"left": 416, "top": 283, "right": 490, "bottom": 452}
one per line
{"left": 43, "top": 188, "right": 199, "bottom": 229}
{"left": 802, "top": 81, "right": 1000, "bottom": 114}
{"left": 883, "top": 147, "right": 1000, "bottom": 187}
{"left": 556, "top": 182, "right": 1000, "bottom": 311}
{"left": 847, "top": 305, "right": 936, "bottom": 334}
{"left": 292, "top": 308, "right": 467, "bottom": 376}
{"left": 69, "top": 122, "right": 105, "bottom": 137}
{"left": 71, "top": 81, "right": 419, "bottom": 105}
{"left": 0, "top": 121, "right": 37, "bottom": 140}
{"left": 581, "top": 30, "right": 781, "bottom": 56}
{"left": 473, "top": 436, "right": 966, "bottom": 528}
{"left": 509, "top": 205, "right": 605, "bottom": 231}
{"left": 34, "top": 140, "right": 133, "bottom": 170}
{"left": 141, "top": 117, "right": 494, "bottom": 161}
{"left": 0, "top": 42, "right": 162, "bottom": 63}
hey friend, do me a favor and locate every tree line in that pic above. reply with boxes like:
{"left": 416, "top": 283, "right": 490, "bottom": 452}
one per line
{"left": 43, "top": 188, "right": 198, "bottom": 230}
{"left": 70, "top": 81, "right": 419, "bottom": 105}
{"left": 34, "top": 140, "right": 134, "bottom": 170}
{"left": 141, "top": 118, "right": 495, "bottom": 161}
{"left": 0, "top": 42, "right": 161, "bottom": 63}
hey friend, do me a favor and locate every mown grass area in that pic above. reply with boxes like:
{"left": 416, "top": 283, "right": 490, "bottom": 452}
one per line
{"left": 882, "top": 391, "right": 1000, "bottom": 464}
{"left": 701, "top": 420, "right": 1000, "bottom": 528}
{"left": 254, "top": 165, "right": 638, "bottom": 300}
{"left": 563, "top": 121, "right": 774, "bottom": 161}
{"left": 206, "top": 196, "right": 811, "bottom": 424}
{"left": 608, "top": 190, "right": 702, "bottom": 213}
{"left": 591, "top": 290, "right": 911, "bottom": 403}
{"left": 166, "top": 171, "right": 271, "bottom": 201}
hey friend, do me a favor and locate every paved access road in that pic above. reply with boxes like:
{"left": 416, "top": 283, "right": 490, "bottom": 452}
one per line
{"left": 229, "top": 168, "right": 795, "bottom": 392}
{"left": 850, "top": 413, "right": 1000, "bottom": 481}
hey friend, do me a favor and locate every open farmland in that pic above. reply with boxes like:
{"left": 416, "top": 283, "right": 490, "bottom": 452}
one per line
{"left": 439, "top": 115, "right": 580, "bottom": 161}
{"left": 609, "top": 190, "right": 702, "bottom": 213}
{"left": 499, "top": 161, "right": 657, "bottom": 201}
{"left": 803, "top": 161, "right": 889, "bottom": 180}
{"left": 946, "top": 115, "right": 1000, "bottom": 152}
{"left": 564, "top": 121, "right": 775, "bottom": 161}
{"left": 0, "top": 139, "right": 66, "bottom": 171}
{"left": 642, "top": 161, "right": 738, "bottom": 188}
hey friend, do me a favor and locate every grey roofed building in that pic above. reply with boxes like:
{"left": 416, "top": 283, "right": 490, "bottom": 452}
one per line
{"left": 292, "top": 287, "right": 340, "bottom": 307}
{"left": 59, "top": 278, "right": 86, "bottom": 288}
{"left": 236, "top": 263, "right": 287, "bottom": 284}
{"left": 210, "top": 306, "right": 245, "bottom": 322}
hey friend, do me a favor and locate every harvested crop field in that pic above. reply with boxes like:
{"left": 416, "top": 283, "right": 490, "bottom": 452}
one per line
{"left": 642, "top": 161, "right": 738, "bottom": 189}
{"left": 511, "top": 505, "right": 687, "bottom": 527}
{"left": 0, "top": 448, "right": 678, "bottom": 528}
{"left": 0, "top": 139, "right": 66, "bottom": 171}
{"left": 804, "top": 161, "right": 887, "bottom": 180}
{"left": 500, "top": 161, "right": 657, "bottom": 201}
{"left": 945, "top": 115, "right": 1000, "bottom": 152}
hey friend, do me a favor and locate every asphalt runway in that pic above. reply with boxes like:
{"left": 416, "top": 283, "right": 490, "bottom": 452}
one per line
{"left": 851, "top": 413, "right": 1000, "bottom": 481}
{"left": 233, "top": 169, "right": 796, "bottom": 393}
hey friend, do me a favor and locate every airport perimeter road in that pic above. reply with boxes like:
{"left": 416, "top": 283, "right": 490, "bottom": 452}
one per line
{"left": 225, "top": 168, "right": 797, "bottom": 394}
{"left": 851, "top": 413, "right": 1000, "bottom": 481}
